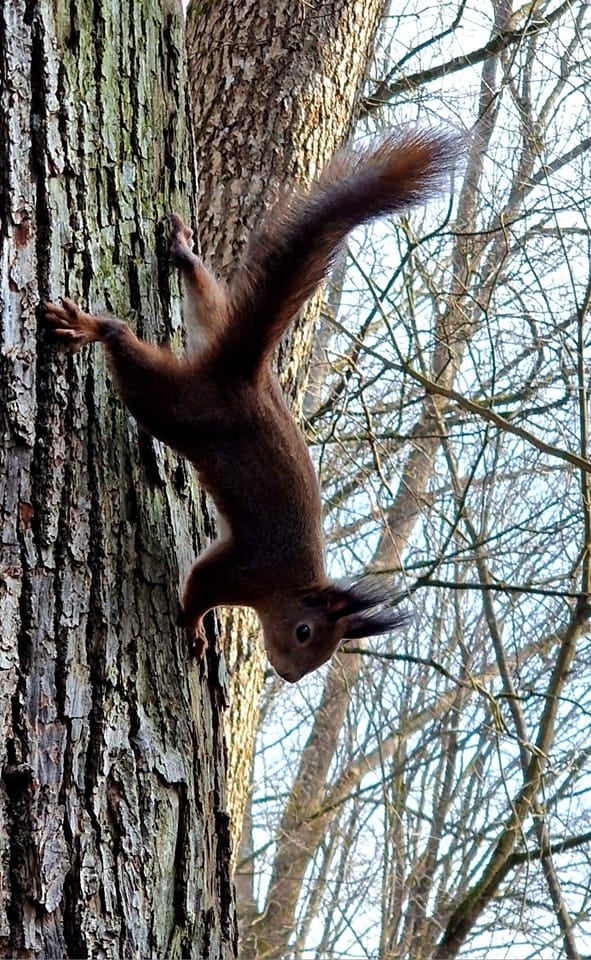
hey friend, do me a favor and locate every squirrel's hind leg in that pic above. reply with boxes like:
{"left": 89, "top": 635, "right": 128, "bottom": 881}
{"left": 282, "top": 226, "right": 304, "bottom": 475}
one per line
{"left": 169, "top": 214, "right": 229, "bottom": 356}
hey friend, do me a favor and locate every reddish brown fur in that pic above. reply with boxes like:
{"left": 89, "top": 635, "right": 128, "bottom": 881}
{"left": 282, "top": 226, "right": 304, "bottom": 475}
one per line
{"left": 43, "top": 129, "right": 461, "bottom": 682}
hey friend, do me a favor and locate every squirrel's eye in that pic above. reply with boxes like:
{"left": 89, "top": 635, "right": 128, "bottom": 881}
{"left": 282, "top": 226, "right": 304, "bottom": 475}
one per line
{"left": 295, "top": 623, "right": 311, "bottom": 643}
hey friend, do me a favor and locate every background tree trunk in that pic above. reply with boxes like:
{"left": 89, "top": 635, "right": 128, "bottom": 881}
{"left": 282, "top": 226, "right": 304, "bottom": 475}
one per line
{"left": 186, "top": 0, "right": 388, "bottom": 877}
{"left": 0, "top": 2, "right": 236, "bottom": 956}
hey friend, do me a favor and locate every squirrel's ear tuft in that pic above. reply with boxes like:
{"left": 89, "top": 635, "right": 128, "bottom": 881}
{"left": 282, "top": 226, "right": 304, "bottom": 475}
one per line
{"left": 324, "top": 574, "right": 397, "bottom": 619}
{"left": 319, "top": 574, "right": 411, "bottom": 639}
{"left": 342, "top": 607, "right": 411, "bottom": 640}
{"left": 299, "top": 575, "right": 410, "bottom": 638}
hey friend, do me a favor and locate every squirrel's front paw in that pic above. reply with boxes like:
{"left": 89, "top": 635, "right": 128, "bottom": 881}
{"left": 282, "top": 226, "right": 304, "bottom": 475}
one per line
{"left": 187, "top": 622, "right": 208, "bottom": 659}
{"left": 177, "top": 604, "right": 208, "bottom": 659}
{"left": 43, "top": 297, "right": 102, "bottom": 352}
{"left": 169, "top": 213, "right": 196, "bottom": 265}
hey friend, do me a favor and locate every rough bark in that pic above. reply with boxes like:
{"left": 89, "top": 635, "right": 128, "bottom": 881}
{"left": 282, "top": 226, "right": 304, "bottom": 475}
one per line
{"left": 186, "top": 0, "right": 388, "bottom": 865}
{"left": 0, "top": 2, "right": 236, "bottom": 956}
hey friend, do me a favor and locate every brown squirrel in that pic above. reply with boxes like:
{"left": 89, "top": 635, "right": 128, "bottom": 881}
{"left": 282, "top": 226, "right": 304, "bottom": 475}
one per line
{"left": 43, "top": 129, "right": 461, "bottom": 683}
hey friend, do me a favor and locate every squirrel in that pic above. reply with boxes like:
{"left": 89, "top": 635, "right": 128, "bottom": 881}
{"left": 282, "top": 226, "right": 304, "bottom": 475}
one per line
{"left": 43, "top": 128, "right": 461, "bottom": 683}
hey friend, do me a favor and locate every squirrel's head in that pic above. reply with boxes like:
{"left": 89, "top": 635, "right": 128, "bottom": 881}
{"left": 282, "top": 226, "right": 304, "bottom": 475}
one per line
{"left": 258, "top": 575, "right": 409, "bottom": 683}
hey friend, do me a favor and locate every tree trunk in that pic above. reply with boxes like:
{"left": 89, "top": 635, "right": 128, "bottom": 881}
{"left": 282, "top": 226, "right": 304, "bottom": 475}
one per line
{"left": 186, "top": 0, "right": 388, "bottom": 870}
{"left": 0, "top": 2, "right": 236, "bottom": 956}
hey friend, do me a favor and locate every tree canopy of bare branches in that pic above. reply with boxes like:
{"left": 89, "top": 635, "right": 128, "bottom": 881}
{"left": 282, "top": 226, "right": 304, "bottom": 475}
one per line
{"left": 237, "top": 1, "right": 591, "bottom": 957}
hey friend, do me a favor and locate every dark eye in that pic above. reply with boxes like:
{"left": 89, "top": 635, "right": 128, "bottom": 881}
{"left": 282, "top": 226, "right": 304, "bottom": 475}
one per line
{"left": 295, "top": 623, "right": 311, "bottom": 643}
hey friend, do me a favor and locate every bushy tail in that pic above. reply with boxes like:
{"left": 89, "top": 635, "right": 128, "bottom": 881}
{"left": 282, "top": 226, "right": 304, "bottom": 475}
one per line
{"left": 222, "top": 128, "right": 463, "bottom": 372}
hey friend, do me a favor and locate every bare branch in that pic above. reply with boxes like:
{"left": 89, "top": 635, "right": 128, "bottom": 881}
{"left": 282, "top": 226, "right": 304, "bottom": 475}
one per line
{"left": 361, "top": 0, "right": 573, "bottom": 115}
